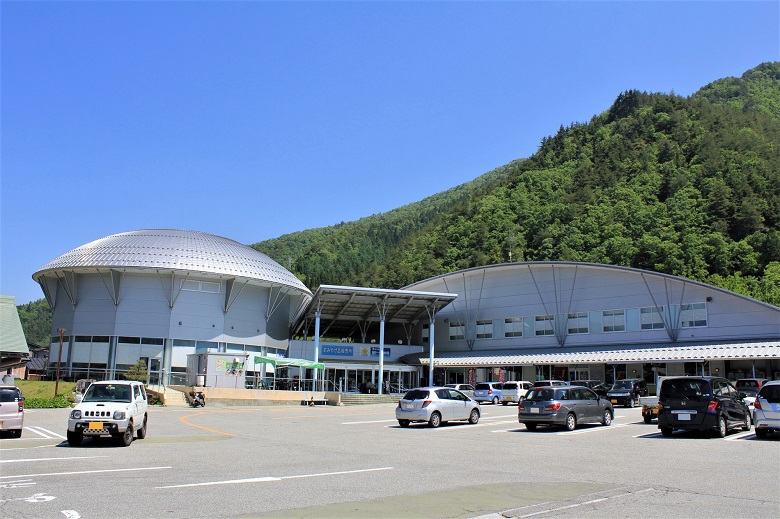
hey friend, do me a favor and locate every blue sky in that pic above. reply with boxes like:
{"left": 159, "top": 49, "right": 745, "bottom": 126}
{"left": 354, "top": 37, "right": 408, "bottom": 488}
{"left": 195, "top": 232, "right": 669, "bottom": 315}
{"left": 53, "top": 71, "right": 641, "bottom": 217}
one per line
{"left": 2, "top": 1, "right": 778, "bottom": 305}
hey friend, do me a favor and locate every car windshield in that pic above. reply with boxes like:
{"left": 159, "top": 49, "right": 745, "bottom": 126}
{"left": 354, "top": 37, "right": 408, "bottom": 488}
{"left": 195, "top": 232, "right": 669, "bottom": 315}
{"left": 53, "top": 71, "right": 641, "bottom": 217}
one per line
{"left": 402, "top": 390, "right": 430, "bottom": 401}
{"left": 659, "top": 379, "right": 711, "bottom": 400}
{"left": 525, "top": 388, "right": 564, "bottom": 401}
{"left": 0, "top": 388, "right": 21, "bottom": 402}
{"left": 83, "top": 384, "right": 132, "bottom": 403}
{"left": 758, "top": 385, "right": 780, "bottom": 403}
{"left": 611, "top": 380, "right": 634, "bottom": 390}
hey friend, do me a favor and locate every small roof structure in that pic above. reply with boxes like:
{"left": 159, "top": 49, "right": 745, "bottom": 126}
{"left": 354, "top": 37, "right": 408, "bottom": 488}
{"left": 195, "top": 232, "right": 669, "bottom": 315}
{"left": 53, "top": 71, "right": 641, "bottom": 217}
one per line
{"left": 0, "top": 296, "right": 30, "bottom": 370}
{"left": 291, "top": 285, "right": 458, "bottom": 339}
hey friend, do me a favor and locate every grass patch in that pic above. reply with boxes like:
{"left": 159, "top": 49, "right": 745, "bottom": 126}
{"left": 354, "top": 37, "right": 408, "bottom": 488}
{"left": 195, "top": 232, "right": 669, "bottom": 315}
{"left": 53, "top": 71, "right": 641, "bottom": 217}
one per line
{"left": 14, "top": 380, "right": 76, "bottom": 408}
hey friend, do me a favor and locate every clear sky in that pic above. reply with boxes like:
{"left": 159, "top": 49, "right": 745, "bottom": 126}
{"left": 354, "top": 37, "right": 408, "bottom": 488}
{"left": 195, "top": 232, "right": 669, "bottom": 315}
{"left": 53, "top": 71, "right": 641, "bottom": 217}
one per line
{"left": 2, "top": 1, "right": 778, "bottom": 305}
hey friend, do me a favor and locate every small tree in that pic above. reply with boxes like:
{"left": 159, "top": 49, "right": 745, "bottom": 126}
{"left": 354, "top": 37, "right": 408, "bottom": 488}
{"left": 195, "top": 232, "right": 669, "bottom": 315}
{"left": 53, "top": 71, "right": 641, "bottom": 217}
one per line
{"left": 125, "top": 359, "right": 148, "bottom": 383}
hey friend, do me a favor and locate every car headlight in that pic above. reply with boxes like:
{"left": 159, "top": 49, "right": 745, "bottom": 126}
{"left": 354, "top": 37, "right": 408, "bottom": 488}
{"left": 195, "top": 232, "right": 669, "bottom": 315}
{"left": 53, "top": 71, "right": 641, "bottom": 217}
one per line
{"left": 71, "top": 409, "right": 81, "bottom": 420}
{"left": 113, "top": 410, "right": 126, "bottom": 420}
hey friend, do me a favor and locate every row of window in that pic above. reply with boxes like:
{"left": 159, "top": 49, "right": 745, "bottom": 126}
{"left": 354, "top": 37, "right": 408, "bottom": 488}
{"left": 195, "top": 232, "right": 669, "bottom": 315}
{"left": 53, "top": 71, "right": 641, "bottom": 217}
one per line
{"left": 443, "top": 303, "right": 707, "bottom": 340}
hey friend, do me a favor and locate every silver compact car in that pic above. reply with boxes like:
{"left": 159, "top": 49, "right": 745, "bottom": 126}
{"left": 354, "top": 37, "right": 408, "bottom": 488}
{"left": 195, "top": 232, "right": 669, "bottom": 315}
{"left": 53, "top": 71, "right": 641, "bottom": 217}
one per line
{"left": 518, "top": 385, "right": 613, "bottom": 431}
{"left": 753, "top": 380, "right": 780, "bottom": 439}
{"left": 0, "top": 385, "right": 25, "bottom": 438}
{"left": 396, "top": 387, "right": 480, "bottom": 428}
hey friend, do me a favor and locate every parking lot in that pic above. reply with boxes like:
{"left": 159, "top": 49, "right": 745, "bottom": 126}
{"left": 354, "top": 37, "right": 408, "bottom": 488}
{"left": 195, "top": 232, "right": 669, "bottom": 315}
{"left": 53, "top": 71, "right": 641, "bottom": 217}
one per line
{"left": 1, "top": 402, "right": 778, "bottom": 518}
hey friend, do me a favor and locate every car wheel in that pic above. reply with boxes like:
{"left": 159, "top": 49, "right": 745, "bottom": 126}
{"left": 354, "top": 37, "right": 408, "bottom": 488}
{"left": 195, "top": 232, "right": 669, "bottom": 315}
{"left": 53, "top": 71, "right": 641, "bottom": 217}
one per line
{"left": 602, "top": 409, "right": 613, "bottom": 426}
{"left": 660, "top": 427, "right": 673, "bottom": 437}
{"left": 755, "top": 428, "right": 768, "bottom": 439}
{"left": 565, "top": 413, "right": 577, "bottom": 431}
{"left": 715, "top": 416, "right": 727, "bottom": 438}
{"left": 502, "top": 401, "right": 508, "bottom": 406}
{"left": 428, "top": 412, "right": 442, "bottom": 428}
{"left": 742, "top": 415, "right": 751, "bottom": 432}
{"left": 136, "top": 415, "right": 148, "bottom": 439}
{"left": 469, "top": 409, "right": 480, "bottom": 424}
{"left": 525, "top": 422, "right": 537, "bottom": 431}
{"left": 11, "top": 429, "right": 22, "bottom": 438}
{"left": 643, "top": 414, "right": 653, "bottom": 424}
{"left": 67, "top": 430, "right": 83, "bottom": 446}
{"left": 398, "top": 420, "right": 410, "bottom": 428}
{"left": 120, "top": 423, "right": 134, "bottom": 446}
{"left": 492, "top": 396, "right": 499, "bottom": 405}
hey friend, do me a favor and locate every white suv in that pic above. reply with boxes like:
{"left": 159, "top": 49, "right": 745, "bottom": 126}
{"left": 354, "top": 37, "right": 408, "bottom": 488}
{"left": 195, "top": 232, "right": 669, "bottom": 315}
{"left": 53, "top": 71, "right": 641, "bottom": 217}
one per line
{"left": 67, "top": 380, "right": 148, "bottom": 446}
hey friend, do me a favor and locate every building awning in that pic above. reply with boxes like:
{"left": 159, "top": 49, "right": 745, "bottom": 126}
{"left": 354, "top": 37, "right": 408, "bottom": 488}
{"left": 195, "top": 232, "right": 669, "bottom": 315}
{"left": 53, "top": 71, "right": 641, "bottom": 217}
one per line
{"left": 254, "top": 356, "right": 325, "bottom": 370}
{"left": 400, "top": 340, "right": 780, "bottom": 367}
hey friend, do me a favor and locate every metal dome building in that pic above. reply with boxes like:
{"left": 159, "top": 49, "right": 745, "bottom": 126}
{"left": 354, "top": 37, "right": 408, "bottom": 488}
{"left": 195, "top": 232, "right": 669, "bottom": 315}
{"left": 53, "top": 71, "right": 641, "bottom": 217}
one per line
{"left": 33, "top": 230, "right": 312, "bottom": 385}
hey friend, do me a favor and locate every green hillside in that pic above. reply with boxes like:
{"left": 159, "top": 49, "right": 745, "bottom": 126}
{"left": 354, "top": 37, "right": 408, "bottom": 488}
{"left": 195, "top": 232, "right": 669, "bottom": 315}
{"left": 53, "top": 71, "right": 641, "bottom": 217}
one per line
{"left": 253, "top": 62, "right": 780, "bottom": 305}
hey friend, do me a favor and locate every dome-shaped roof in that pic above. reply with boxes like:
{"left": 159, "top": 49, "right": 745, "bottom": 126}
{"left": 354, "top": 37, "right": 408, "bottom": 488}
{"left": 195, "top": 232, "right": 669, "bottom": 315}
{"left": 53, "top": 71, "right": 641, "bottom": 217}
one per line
{"left": 33, "top": 229, "right": 311, "bottom": 295}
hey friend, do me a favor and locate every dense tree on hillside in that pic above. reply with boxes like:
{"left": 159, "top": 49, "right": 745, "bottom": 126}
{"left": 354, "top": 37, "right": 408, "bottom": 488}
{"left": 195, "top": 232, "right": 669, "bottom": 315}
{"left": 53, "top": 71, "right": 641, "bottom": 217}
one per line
{"left": 16, "top": 298, "right": 52, "bottom": 347}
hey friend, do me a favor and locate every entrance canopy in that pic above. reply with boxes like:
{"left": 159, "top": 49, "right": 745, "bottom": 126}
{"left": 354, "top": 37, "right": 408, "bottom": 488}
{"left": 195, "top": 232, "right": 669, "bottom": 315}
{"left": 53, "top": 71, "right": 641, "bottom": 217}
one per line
{"left": 254, "top": 356, "right": 325, "bottom": 370}
{"left": 292, "top": 285, "right": 458, "bottom": 339}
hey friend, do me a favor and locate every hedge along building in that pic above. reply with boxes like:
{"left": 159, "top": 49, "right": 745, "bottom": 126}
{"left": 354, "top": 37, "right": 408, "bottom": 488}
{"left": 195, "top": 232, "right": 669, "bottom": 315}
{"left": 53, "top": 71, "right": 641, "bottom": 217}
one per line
{"left": 32, "top": 230, "right": 313, "bottom": 385}
{"left": 401, "top": 262, "right": 780, "bottom": 388}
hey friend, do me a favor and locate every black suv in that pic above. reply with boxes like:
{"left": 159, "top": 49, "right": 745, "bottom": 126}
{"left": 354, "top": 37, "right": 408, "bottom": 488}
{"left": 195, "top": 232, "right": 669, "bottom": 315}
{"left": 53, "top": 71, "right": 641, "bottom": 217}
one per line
{"left": 607, "top": 378, "right": 648, "bottom": 407}
{"left": 657, "top": 376, "right": 751, "bottom": 438}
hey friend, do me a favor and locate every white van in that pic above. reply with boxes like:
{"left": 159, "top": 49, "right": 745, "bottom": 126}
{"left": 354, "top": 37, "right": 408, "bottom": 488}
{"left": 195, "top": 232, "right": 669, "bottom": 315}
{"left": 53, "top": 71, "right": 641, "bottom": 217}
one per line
{"left": 501, "top": 381, "right": 532, "bottom": 405}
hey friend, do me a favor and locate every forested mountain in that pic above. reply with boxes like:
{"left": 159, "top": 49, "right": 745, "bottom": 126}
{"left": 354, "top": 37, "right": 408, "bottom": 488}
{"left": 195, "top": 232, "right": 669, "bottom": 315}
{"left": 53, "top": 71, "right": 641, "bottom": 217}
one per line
{"left": 19, "top": 63, "right": 780, "bottom": 344}
{"left": 252, "top": 62, "right": 780, "bottom": 305}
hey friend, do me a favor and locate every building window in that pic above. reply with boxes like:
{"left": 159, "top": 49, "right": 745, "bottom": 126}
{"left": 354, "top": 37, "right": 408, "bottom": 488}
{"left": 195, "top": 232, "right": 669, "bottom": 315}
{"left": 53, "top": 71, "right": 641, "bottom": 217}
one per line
{"left": 535, "top": 315, "right": 555, "bottom": 336}
{"left": 504, "top": 317, "right": 523, "bottom": 338}
{"left": 449, "top": 322, "right": 465, "bottom": 341}
{"left": 640, "top": 307, "right": 665, "bottom": 330}
{"left": 603, "top": 309, "right": 625, "bottom": 332}
{"left": 181, "top": 280, "right": 221, "bottom": 293}
{"left": 567, "top": 312, "right": 589, "bottom": 334}
{"left": 681, "top": 303, "right": 707, "bottom": 328}
{"left": 422, "top": 324, "right": 429, "bottom": 344}
{"left": 141, "top": 337, "right": 165, "bottom": 346}
{"left": 476, "top": 320, "right": 493, "bottom": 339}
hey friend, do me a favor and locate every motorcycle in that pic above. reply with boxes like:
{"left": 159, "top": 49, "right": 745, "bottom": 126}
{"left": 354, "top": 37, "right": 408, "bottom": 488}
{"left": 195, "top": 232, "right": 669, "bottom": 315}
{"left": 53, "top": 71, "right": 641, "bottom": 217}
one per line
{"left": 189, "top": 391, "right": 205, "bottom": 407}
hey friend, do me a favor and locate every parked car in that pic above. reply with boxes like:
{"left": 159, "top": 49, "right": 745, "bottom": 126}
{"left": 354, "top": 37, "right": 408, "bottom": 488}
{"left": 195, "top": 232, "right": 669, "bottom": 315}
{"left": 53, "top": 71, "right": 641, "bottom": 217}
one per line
{"left": 740, "top": 388, "right": 758, "bottom": 422}
{"left": 396, "top": 387, "right": 480, "bottom": 428}
{"left": 569, "top": 380, "right": 608, "bottom": 397}
{"left": 607, "top": 378, "right": 648, "bottom": 407}
{"left": 533, "top": 380, "right": 567, "bottom": 388}
{"left": 473, "top": 382, "right": 503, "bottom": 404}
{"left": 752, "top": 380, "right": 780, "bottom": 439}
{"left": 67, "top": 380, "right": 149, "bottom": 446}
{"left": 735, "top": 378, "right": 769, "bottom": 392}
{"left": 501, "top": 381, "right": 532, "bottom": 405}
{"left": 0, "top": 385, "right": 25, "bottom": 438}
{"left": 443, "top": 383, "right": 475, "bottom": 399}
{"left": 657, "top": 376, "right": 751, "bottom": 438}
{"left": 518, "top": 385, "right": 613, "bottom": 431}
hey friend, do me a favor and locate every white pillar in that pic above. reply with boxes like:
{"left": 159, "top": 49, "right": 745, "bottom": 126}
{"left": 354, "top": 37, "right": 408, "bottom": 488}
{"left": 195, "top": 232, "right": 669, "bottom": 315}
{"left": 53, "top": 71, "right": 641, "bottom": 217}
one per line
{"left": 428, "top": 317, "right": 435, "bottom": 387}
{"left": 313, "top": 310, "right": 321, "bottom": 391}
{"left": 378, "top": 317, "right": 385, "bottom": 394}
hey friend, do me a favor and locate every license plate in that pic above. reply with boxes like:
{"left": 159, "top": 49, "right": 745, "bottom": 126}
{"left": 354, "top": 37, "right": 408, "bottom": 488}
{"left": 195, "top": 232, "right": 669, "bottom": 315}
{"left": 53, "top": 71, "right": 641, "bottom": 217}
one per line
{"left": 88, "top": 422, "right": 104, "bottom": 430}
{"left": 611, "top": 399, "right": 618, "bottom": 404}
{"left": 403, "top": 403, "right": 413, "bottom": 410}
{"left": 530, "top": 407, "right": 540, "bottom": 414}
{"left": 677, "top": 414, "right": 691, "bottom": 421}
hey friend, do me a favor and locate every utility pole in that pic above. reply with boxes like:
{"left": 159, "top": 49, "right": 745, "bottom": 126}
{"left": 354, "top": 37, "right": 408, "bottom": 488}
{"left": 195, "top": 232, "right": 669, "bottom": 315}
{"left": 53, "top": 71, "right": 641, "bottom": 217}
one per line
{"left": 55, "top": 328, "right": 65, "bottom": 397}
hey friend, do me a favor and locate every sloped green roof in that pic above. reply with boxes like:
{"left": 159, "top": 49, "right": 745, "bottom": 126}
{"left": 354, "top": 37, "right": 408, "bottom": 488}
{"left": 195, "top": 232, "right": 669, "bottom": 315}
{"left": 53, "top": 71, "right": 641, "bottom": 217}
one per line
{"left": 0, "top": 296, "right": 29, "bottom": 355}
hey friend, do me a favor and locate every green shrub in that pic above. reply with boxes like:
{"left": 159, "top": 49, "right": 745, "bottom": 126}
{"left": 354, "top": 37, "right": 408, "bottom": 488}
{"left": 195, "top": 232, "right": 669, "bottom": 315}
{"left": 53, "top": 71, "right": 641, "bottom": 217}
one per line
{"left": 24, "top": 394, "right": 72, "bottom": 409}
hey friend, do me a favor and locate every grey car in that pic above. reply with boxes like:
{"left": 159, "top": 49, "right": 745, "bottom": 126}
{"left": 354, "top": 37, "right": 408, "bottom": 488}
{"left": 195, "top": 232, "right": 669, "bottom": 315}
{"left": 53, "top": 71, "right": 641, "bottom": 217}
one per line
{"left": 752, "top": 380, "right": 780, "bottom": 439}
{"left": 443, "top": 383, "right": 475, "bottom": 399}
{"left": 396, "top": 387, "right": 480, "bottom": 428}
{"left": 518, "top": 386, "right": 614, "bottom": 431}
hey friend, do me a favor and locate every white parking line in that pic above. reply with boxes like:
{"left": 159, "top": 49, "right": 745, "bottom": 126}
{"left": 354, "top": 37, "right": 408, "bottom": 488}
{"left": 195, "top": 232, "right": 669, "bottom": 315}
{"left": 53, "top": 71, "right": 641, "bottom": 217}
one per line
{"left": 25, "top": 426, "right": 67, "bottom": 439}
{"left": 0, "top": 466, "right": 172, "bottom": 479}
{"left": 0, "top": 456, "right": 107, "bottom": 464}
{"left": 155, "top": 466, "right": 394, "bottom": 489}
{"left": 343, "top": 419, "right": 398, "bottom": 425}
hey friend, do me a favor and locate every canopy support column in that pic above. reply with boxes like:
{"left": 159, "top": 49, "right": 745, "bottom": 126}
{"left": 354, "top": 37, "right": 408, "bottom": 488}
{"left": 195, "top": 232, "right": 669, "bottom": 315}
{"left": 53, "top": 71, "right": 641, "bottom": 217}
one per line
{"left": 313, "top": 307, "right": 321, "bottom": 391}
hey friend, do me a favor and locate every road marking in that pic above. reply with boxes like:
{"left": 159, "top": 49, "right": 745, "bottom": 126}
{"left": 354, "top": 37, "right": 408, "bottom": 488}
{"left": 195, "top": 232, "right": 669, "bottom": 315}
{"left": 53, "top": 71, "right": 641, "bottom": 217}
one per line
{"left": 343, "top": 419, "right": 398, "bottom": 425}
{"left": 509, "top": 487, "right": 654, "bottom": 517}
{"left": 156, "top": 466, "right": 394, "bottom": 489}
{"left": 0, "top": 492, "right": 57, "bottom": 504}
{"left": 0, "top": 456, "right": 107, "bottom": 464}
{"left": 25, "top": 426, "right": 67, "bottom": 439}
{"left": 61, "top": 511, "right": 81, "bottom": 518}
{"left": 0, "top": 466, "right": 172, "bottom": 480}
{"left": 179, "top": 412, "right": 236, "bottom": 436}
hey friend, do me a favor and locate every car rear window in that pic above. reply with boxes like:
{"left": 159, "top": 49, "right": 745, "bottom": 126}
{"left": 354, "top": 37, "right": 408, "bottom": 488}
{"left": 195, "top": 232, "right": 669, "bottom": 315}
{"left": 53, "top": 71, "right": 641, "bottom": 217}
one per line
{"left": 758, "top": 385, "right": 780, "bottom": 403}
{"left": 475, "top": 383, "right": 491, "bottom": 390}
{"left": 660, "top": 379, "right": 711, "bottom": 400}
{"left": 737, "top": 380, "right": 761, "bottom": 388}
{"left": 0, "top": 388, "right": 21, "bottom": 402}
{"left": 503, "top": 383, "right": 518, "bottom": 390}
{"left": 403, "top": 390, "right": 430, "bottom": 400}
{"left": 525, "top": 388, "right": 565, "bottom": 401}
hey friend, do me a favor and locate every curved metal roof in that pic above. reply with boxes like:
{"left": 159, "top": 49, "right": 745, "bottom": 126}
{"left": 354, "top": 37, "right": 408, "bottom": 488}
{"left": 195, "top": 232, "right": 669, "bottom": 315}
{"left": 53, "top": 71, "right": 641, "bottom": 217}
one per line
{"left": 33, "top": 229, "right": 311, "bottom": 295}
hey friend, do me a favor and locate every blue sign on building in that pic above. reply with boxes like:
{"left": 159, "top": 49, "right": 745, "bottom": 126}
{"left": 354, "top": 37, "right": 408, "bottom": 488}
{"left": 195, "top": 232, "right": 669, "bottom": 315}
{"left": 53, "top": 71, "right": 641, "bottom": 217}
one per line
{"left": 370, "top": 347, "right": 391, "bottom": 357}
{"left": 322, "top": 346, "right": 354, "bottom": 357}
